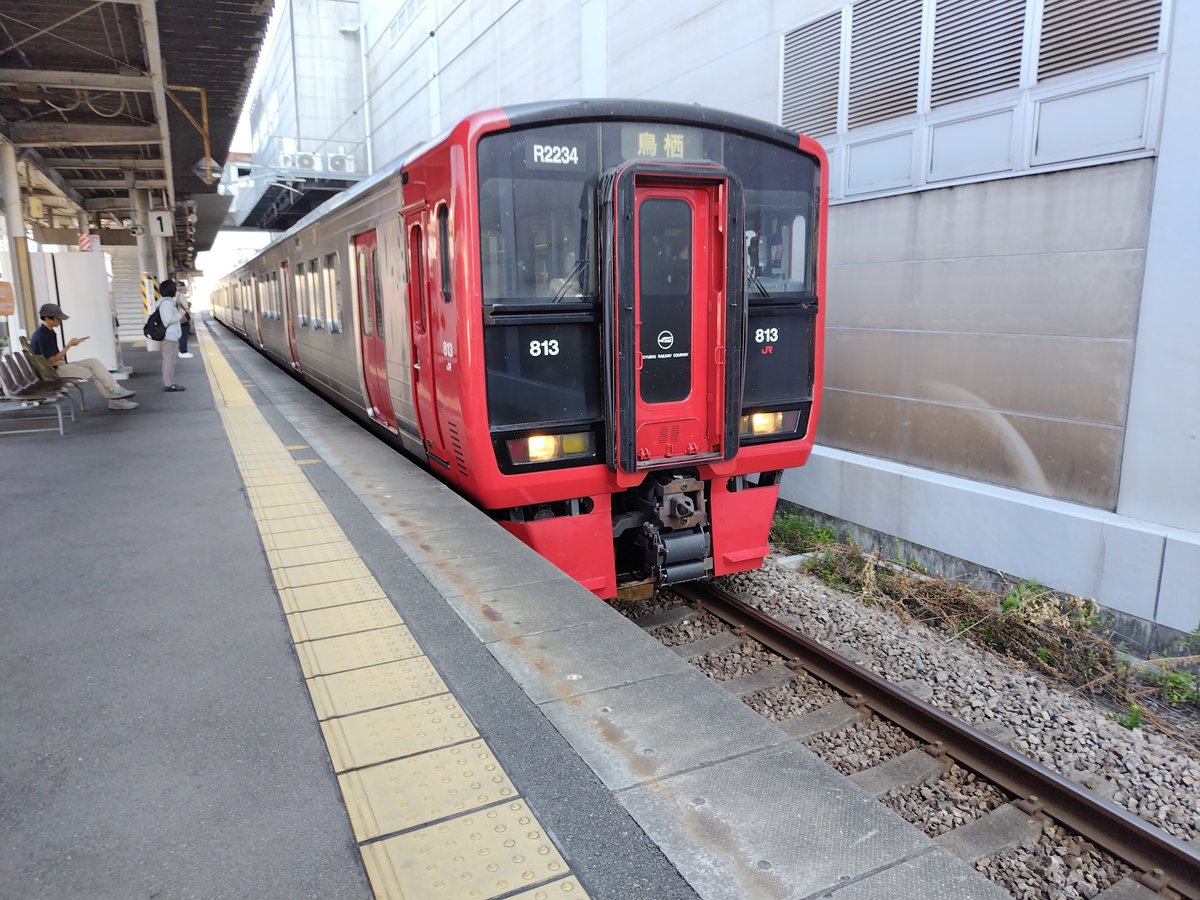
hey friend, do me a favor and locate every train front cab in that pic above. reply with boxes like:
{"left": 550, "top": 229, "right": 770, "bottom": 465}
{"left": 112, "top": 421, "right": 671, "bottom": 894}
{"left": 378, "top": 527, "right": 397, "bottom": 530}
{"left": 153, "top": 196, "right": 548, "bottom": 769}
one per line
{"left": 463, "top": 108, "right": 827, "bottom": 601}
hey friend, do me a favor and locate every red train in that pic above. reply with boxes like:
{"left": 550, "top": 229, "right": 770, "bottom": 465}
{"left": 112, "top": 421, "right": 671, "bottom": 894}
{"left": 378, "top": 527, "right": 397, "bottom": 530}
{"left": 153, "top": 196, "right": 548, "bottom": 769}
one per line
{"left": 212, "top": 99, "right": 826, "bottom": 600}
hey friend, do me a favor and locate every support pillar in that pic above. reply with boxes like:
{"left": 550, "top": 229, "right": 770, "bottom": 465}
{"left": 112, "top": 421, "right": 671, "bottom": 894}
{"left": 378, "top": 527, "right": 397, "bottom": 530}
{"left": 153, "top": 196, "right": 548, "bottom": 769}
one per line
{"left": 133, "top": 188, "right": 159, "bottom": 347}
{"left": 1, "top": 141, "right": 37, "bottom": 335}
{"left": 76, "top": 211, "right": 90, "bottom": 250}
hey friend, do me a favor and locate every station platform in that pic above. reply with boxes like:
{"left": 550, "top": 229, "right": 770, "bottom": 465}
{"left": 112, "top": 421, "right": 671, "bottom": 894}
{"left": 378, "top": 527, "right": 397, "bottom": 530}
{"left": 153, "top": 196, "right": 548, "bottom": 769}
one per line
{"left": 0, "top": 319, "right": 1009, "bottom": 900}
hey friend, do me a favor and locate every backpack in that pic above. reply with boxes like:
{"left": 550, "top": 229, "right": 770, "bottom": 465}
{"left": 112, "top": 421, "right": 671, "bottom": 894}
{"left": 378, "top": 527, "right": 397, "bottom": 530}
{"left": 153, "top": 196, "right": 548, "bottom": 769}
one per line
{"left": 143, "top": 308, "right": 166, "bottom": 341}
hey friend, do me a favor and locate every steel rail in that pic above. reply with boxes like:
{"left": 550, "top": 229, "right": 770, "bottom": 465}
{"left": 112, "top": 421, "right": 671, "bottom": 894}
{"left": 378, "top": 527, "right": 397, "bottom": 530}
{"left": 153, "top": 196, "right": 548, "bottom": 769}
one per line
{"left": 673, "top": 581, "right": 1200, "bottom": 899}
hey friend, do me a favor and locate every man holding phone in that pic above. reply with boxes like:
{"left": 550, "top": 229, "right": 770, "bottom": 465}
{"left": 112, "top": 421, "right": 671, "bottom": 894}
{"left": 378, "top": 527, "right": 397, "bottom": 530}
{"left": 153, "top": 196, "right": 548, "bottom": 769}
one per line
{"left": 28, "top": 303, "right": 138, "bottom": 410}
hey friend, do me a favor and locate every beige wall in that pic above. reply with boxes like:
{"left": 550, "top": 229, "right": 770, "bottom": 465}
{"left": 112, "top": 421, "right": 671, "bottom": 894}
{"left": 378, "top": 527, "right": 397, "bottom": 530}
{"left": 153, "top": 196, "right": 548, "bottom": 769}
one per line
{"left": 821, "top": 159, "right": 1153, "bottom": 509}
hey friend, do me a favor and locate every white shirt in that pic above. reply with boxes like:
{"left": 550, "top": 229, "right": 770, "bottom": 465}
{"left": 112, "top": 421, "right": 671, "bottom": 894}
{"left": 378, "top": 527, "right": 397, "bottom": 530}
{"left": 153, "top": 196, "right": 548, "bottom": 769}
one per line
{"left": 157, "top": 297, "right": 183, "bottom": 342}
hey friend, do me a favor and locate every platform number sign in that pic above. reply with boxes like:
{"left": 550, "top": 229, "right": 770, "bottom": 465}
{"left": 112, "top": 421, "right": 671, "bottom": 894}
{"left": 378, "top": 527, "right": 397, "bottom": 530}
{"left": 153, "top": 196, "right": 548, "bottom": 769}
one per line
{"left": 148, "top": 210, "right": 175, "bottom": 237}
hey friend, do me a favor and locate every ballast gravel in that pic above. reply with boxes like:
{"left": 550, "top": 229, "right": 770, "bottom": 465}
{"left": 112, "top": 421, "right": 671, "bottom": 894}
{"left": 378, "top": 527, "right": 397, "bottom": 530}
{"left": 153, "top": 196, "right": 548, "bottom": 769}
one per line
{"left": 717, "top": 557, "right": 1200, "bottom": 846}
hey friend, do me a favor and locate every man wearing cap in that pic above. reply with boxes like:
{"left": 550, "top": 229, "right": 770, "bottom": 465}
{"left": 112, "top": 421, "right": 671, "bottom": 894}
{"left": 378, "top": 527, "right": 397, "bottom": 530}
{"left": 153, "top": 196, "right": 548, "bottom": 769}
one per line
{"left": 28, "top": 304, "right": 138, "bottom": 410}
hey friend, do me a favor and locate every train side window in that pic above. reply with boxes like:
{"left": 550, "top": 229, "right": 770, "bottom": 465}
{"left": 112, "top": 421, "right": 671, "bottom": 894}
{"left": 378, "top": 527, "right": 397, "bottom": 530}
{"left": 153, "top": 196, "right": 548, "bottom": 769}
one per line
{"left": 324, "top": 252, "right": 343, "bottom": 334}
{"left": 296, "top": 262, "right": 308, "bottom": 327}
{"left": 356, "top": 248, "right": 372, "bottom": 337}
{"left": 309, "top": 258, "right": 323, "bottom": 330}
{"left": 437, "top": 204, "right": 452, "bottom": 303}
{"left": 371, "top": 248, "right": 384, "bottom": 333}
{"left": 408, "top": 224, "right": 426, "bottom": 333}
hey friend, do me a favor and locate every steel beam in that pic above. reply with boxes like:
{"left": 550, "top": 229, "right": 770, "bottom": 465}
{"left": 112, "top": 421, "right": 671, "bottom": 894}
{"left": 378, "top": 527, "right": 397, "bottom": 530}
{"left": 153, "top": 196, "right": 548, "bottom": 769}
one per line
{"left": 11, "top": 123, "right": 160, "bottom": 147}
{"left": 44, "top": 157, "right": 165, "bottom": 171}
{"left": 70, "top": 178, "right": 168, "bottom": 190}
{"left": 0, "top": 68, "right": 154, "bottom": 92}
{"left": 137, "top": 0, "right": 175, "bottom": 211}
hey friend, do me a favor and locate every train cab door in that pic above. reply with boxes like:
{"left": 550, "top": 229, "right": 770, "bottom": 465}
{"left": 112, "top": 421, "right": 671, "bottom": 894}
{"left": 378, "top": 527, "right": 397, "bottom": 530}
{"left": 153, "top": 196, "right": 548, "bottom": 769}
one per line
{"left": 353, "top": 230, "right": 397, "bottom": 429}
{"left": 279, "top": 260, "right": 301, "bottom": 370}
{"left": 609, "top": 166, "right": 744, "bottom": 474}
{"left": 402, "top": 204, "right": 448, "bottom": 465}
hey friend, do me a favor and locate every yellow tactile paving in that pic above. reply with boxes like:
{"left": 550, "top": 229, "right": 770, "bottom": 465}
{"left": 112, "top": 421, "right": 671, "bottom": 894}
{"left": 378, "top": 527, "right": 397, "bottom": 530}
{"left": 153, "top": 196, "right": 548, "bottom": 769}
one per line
{"left": 288, "top": 598, "right": 405, "bottom": 643}
{"left": 253, "top": 500, "right": 333, "bottom": 521}
{"left": 320, "top": 695, "right": 478, "bottom": 772}
{"left": 267, "top": 539, "right": 359, "bottom": 569}
{"left": 243, "top": 472, "right": 313, "bottom": 487}
{"left": 508, "top": 877, "right": 588, "bottom": 898}
{"left": 279, "top": 576, "right": 389, "bottom": 613}
{"left": 273, "top": 557, "right": 374, "bottom": 590}
{"left": 360, "top": 800, "right": 572, "bottom": 900}
{"left": 196, "top": 326, "right": 588, "bottom": 900}
{"left": 247, "top": 483, "right": 323, "bottom": 508}
{"left": 241, "top": 465, "right": 309, "bottom": 478}
{"left": 306, "top": 657, "right": 449, "bottom": 720}
{"left": 256, "top": 512, "right": 340, "bottom": 535}
{"left": 339, "top": 741, "right": 518, "bottom": 841}
{"left": 295, "top": 625, "right": 424, "bottom": 678}
{"left": 262, "top": 526, "right": 348, "bottom": 552}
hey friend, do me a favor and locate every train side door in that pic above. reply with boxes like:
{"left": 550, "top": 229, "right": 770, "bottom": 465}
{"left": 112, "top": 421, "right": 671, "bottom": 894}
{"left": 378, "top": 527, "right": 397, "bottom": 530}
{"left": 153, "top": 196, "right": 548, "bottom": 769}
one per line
{"left": 609, "top": 167, "right": 743, "bottom": 473}
{"left": 402, "top": 205, "right": 448, "bottom": 464}
{"left": 249, "top": 275, "right": 264, "bottom": 348}
{"left": 353, "top": 229, "right": 397, "bottom": 429}
{"left": 279, "top": 260, "right": 301, "bottom": 370}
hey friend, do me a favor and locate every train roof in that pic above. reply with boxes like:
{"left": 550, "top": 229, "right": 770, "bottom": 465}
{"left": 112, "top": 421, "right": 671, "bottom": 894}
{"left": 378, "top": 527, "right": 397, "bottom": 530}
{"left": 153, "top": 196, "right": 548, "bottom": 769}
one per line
{"left": 221, "top": 99, "right": 805, "bottom": 281}
{"left": 500, "top": 98, "right": 804, "bottom": 150}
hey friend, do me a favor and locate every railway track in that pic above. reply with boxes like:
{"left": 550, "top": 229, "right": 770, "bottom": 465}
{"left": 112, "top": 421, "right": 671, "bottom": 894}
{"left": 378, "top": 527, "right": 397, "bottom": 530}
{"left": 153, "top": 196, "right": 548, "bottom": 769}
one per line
{"left": 637, "top": 580, "right": 1199, "bottom": 899}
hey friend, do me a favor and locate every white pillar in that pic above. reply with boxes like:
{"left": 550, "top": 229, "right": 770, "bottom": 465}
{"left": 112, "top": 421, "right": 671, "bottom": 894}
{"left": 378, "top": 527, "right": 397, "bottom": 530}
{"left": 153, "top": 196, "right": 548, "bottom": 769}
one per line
{"left": 1, "top": 141, "right": 36, "bottom": 334}
{"left": 1116, "top": 3, "right": 1200, "bottom": 532}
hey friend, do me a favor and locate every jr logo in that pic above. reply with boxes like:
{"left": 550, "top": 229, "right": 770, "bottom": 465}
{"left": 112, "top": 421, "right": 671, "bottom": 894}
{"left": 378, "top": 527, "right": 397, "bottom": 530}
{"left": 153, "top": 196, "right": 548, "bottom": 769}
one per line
{"left": 657, "top": 330, "right": 674, "bottom": 350}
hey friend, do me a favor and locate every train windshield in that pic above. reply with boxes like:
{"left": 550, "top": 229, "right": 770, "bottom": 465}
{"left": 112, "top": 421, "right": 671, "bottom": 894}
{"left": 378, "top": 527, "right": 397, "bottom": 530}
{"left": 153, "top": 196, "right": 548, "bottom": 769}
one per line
{"left": 478, "top": 124, "right": 599, "bottom": 306}
{"left": 477, "top": 123, "right": 819, "bottom": 307}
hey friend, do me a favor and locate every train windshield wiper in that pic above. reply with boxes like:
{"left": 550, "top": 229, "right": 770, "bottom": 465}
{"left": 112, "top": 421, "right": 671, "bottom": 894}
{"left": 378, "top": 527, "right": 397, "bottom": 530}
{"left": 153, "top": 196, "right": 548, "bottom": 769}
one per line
{"left": 552, "top": 258, "right": 589, "bottom": 303}
{"left": 748, "top": 272, "right": 770, "bottom": 299}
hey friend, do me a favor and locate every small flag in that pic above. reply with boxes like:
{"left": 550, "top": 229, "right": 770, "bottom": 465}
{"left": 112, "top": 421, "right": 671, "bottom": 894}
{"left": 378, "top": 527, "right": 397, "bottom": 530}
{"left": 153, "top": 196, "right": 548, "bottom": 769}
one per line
{"left": 78, "top": 233, "right": 100, "bottom": 251}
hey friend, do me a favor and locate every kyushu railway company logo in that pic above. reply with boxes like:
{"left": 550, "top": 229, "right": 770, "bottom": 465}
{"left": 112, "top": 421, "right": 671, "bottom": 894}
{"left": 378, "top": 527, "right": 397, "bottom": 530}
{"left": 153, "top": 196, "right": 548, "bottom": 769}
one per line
{"left": 657, "top": 330, "right": 674, "bottom": 350}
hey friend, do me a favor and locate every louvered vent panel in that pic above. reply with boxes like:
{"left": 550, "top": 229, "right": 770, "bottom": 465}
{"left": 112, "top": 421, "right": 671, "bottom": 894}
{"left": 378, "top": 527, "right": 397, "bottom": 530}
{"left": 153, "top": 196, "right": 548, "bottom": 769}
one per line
{"left": 781, "top": 11, "right": 841, "bottom": 136}
{"left": 848, "top": 0, "right": 922, "bottom": 128}
{"left": 1039, "top": 0, "right": 1161, "bottom": 80}
{"left": 932, "top": 0, "right": 1026, "bottom": 107}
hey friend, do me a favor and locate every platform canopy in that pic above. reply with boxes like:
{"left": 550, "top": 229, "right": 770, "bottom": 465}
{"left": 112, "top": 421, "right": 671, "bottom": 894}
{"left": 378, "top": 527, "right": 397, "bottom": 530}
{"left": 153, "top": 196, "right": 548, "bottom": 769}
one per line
{"left": 0, "top": 0, "right": 272, "bottom": 269}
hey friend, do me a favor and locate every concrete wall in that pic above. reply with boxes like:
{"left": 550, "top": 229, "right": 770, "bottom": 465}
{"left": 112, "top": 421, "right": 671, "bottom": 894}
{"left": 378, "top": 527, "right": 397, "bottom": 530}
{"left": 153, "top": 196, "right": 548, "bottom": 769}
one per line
{"left": 362, "top": 0, "right": 828, "bottom": 167}
{"left": 823, "top": 159, "right": 1151, "bottom": 509}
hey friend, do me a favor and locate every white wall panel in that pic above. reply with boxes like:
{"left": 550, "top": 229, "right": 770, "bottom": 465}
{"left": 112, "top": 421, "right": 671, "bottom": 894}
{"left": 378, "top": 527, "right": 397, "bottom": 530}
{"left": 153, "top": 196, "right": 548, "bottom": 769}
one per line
{"left": 845, "top": 131, "right": 914, "bottom": 194}
{"left": 1034, "top": 77, "right": 1151, "bottom": 164}
{"left": 929, "top": 110, "right": 1014, "bottom": 181}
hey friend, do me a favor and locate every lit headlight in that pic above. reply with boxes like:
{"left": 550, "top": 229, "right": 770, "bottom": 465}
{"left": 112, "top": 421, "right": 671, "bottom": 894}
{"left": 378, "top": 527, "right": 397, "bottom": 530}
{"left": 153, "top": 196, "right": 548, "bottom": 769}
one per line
{"left": 739, "top": 409, "right": 802, "bottom": 440}
{"left": 527, "top": 434, "right": 560, "bottom": 462}
{"left": 507, "top": 431, "right": 594, "bottom": 465}
{"left": 741, "top": 411, "right": 784, "bottom": 436}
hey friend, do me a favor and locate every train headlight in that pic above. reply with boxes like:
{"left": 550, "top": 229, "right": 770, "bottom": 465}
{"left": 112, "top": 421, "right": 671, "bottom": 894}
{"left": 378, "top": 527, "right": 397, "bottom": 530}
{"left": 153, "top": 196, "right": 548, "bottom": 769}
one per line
{"left": 739, "top": 409, "right": 802, "bottom": 440}
{"left": 507, "top": 431, "right": 595, "bottom": 465}
{"left": 741, "top": 411, "right": 784, "bottom": 436}
{"left": 526, "top": 434, "right": 561, "bottom": 463}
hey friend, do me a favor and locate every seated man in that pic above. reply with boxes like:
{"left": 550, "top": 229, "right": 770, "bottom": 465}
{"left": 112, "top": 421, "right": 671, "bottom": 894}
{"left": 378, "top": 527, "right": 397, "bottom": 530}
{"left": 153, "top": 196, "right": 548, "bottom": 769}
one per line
{"left": 28, "top": 303, "right": 138, "bottom": 410}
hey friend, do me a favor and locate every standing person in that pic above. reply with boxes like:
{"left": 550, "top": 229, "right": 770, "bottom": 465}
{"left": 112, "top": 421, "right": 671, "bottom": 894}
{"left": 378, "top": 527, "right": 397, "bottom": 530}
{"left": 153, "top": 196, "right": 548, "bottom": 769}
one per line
{"left": 28, "top": 303, "right": 138, "bottom": 410}
{"left": 157, "top": 280, "right": 186, "bottom": 392}
{"left": 177, "top": 298, "right": 194, "bottom": 359}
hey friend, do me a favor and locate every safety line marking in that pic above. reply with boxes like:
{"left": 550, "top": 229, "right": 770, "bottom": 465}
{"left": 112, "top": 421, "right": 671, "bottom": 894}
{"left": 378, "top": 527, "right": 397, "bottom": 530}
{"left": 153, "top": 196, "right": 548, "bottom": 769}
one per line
{"left": 195, "top": 325, "right": 589, "bottom": 899}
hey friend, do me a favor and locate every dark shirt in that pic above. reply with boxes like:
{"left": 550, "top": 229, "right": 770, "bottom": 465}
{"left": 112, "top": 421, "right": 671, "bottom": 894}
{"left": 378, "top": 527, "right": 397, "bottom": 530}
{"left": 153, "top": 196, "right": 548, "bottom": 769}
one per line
{"left": 29, "top": 324, "right": 59, "bottom": 359}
